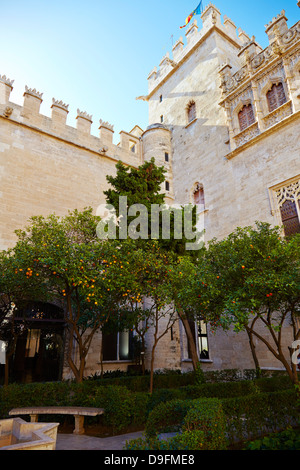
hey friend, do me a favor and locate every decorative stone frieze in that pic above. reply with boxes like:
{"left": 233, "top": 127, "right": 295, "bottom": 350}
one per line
{"left": 233, "top": 121, "right": 260, "bottom": 147}
{"left": 275, "top": 179, "right": 300, "bottom": 208}
{"left": 262, "top": 100, "right": 293, "bottom": 129}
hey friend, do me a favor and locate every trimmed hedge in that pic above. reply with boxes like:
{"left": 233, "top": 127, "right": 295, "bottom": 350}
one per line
{"left": 127, "top": 398, "right": 227, "bottom": 450}
{"left": 176, "top": 398, "right": 227, "bottom": 450}
{"left": 0, "top": 374, "right": 297, "bottom": 439}
{"left": 146, "top": 377, "right": 294, "bottom": 414}
{"left": 0, "top": 382, "right": 148, "bottom": 434}
{"left": 143, "top": 388, "right": 298, "bottom": 447}
{"left": 223, "top": 389, "right": 299, "bottom": 445}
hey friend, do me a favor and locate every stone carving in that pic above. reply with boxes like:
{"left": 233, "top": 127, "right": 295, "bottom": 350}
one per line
{"left": 99, "top": 145, "right": 109, "bottom": 154}
{"left": 263, "top": 100, "right": 292, "bottom": 129}
{"left": 0, "top": 74, "right": 14, "bottom": 87}
{"left": 52, "top": 98, "right": 69, "bottom": 112}
{"left": 99, "top": 119, "right": 114, "bottom": 131}
{"left": 275, "top": 179, "right": 300, "bottom": 207}
{"left": 24, "top": 86, "right": 43, "bottom": 99}
{"left": 233, "top": 121, "right": 260, "bottom": 147}
{"left": 77, "top": 109, "right": 92, "bottom": 121}
{"left": 3, "top": 106, "right": 13, "bottom": 118}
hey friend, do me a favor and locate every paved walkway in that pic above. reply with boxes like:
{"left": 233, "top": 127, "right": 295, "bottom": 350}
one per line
{"left": 55, "top": 431, "right": 145, "bottom": 450}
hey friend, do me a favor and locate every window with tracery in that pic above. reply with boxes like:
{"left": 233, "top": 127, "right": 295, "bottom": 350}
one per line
{"left": 238, "top": 104, "right": 255, "bottom": 131}
{"left": 187, "top": 101, "right": 196, "bottom": 123}
{"left": 275, "top": 180, "right": 300, "bottom": 237}
{"left": 267, "top": 83, "right": 287, "bottom": 113}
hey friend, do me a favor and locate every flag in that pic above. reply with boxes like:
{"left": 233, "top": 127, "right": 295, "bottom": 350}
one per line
{"left": 180, "top": 1, "right": 203, "bottom": 29}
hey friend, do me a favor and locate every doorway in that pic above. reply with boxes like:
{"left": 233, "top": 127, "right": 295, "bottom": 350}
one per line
{"left": 12, "top": 302, "right": 65, "bottom": 383}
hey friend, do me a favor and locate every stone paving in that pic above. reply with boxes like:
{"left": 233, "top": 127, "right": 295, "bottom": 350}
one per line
{"left": 55, "top": 431, "right": 145, "bottom": 450}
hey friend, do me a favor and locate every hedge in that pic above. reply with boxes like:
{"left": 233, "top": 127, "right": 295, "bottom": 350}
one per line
{"left": 127, "top": 398, "right": 227, "bottom": 450}
{"left": 0, "top": 382, "right": 148, "bottom": 434}
{"left": 223, "top": 389, "right": 299, "bottom": 445}
{"left": 142, "top": 388, "right": 298, "bottom": 447}
{"left": 245, "top": 428, "right": 300, "bottom": 450}
{"left": 0, "top": 374, "right": 297, "bottom": 439}
{"left": 146, "top": 376, "right": 293, "bottom": 414}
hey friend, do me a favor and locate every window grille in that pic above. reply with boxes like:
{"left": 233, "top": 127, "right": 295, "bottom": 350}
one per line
{"left": 267, "top": 83, "right": 287, "bottom": 113}
{"left": 238, "top": 104, "right": 255, "bottom": 131}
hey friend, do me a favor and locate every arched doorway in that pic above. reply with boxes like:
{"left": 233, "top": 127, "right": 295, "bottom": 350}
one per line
{"left": 12, "top": 302, "right": 65, "bottom": 383}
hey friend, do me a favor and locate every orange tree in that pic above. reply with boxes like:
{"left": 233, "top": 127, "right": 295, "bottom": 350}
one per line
{"left": 104, "top": 159, "right": 200, "bottom": 371}
{"left": 183, "top": 223, "right": 300, "bottom": 385}
{"left": 7, "top": 208, "right": 124, "bottom": 383}
{"left": 102, "top": 239, "right": 178, "bottom": 393}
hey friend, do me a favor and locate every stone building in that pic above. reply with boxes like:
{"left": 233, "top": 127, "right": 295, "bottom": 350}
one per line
{"left": 0, "top": 3, "right": 299, "bottom": 382}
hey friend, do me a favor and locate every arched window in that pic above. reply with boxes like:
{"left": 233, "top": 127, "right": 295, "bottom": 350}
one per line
{"left": 275, "top": 180, "right": 300, "bottom": 237}
{"left": 280, "top": 199, "right": 300, "bottom": 237}
{"left": 193, "top": 183, "right": 205, "bottom": 207}
{"left": 266, "top": 83, "right": 287, "bottom": 113}
{"left": 187, "top": 101, "right": 196, "bottom": 123}
{"left": 238, "top": 104, "right": 255, "bottom": 131}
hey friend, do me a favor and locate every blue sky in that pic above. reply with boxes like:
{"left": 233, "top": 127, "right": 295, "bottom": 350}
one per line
{"left": 0, "top": 1, "right": 299, "bottom": 139}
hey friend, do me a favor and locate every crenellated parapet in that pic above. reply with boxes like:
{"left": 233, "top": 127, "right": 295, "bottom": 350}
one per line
{"left": 146, "top": 4, "right": 245, "bottom": 97}
{"left": 219, "top": 11, "right": 300, "bottom": 154}
{"left": 0, "top": 78, "right": 143, "bottom": 166}
{"left": 0, "top": 74, "right": 14, "bottom": 105}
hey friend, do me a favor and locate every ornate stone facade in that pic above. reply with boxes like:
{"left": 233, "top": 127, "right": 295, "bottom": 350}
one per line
{"left": 0, "top": 4, "right": 299, "bottom": 380}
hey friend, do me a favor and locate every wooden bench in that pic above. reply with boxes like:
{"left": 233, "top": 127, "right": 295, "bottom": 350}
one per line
{"left": 9, "top": 406, "right": 104, "bottom": 435}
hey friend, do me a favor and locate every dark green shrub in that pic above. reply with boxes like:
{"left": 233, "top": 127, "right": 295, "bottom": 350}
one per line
{"left": 146, "top": 380, "right": 259, "bottom": 415}
{"left": 254, "top": 375, "right": 294, "bottom": 393}
{"left": 0, "top": 382, "right": 72, "bottom": 417}
{"left": 145, "top": 399, "right": 194, "bottom": 437}
{"left": 128, "top": 398, "right": 227, "bottom": 450}
{"left": 93, "top": 385, "right": 135, "bottom": 433}
{"left": 223, "top": 389, "right": 298, "bottom": 445}
{"left": 245, "top": 428, "right": 300, "bottom": 450}
{"left": 146, "top": 388, "right": 187, "bottom": 415}
{"left": 177, "top": 398, "right": 227, "bottom": 450}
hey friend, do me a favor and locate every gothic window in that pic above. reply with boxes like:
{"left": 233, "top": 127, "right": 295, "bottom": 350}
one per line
{"left": 238, "top": 104, "right": 255, "bottom": 131}
{"left": 193, "top": 183, "right": 205, "bottom": 207}
{"left": 187, "top": 101, "right": 196, "bottom": 123}
{"left": 275, "top": 180, "right": 300, "bottom": 237}
{"left": 280, "top": 200, "right": 300, "bottom": 237}
{"left": 266, "top": 83, "right": 287, "bottom": 113}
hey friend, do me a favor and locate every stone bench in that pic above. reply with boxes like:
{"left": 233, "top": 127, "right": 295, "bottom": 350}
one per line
{"left": 9, "top": 406, "right": 104, "bottom": 435}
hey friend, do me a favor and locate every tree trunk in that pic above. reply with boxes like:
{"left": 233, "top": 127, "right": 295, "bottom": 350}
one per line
{"left": 246, "top": 328, "right": 261, "bottom": 378}
{"left": 177, "top": 308, "right": 199, "bottom": 370}
{"left": 149, "top": 342, "right": 157, "bottom": 395}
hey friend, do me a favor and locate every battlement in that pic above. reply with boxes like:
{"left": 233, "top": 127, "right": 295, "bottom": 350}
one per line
{"left": 219, "top": 14, "right": 300, "bottom": 98}
{"left": 147, "top": 3, "right": 250, "bottom": 96}
{"left": 218, "top": 9, "right": 300, "bottom": 155}
{"left": 0, "top": 77, "right": 143, "bottom": 166}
